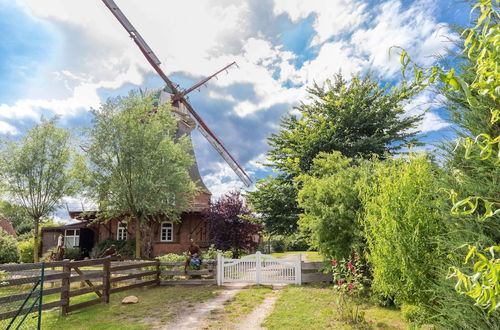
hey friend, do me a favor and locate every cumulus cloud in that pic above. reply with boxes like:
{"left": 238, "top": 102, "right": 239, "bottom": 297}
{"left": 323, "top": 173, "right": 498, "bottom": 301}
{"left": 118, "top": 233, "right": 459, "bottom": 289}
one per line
{"left": 6, "top": 0, "right": 454, "bottom": 198}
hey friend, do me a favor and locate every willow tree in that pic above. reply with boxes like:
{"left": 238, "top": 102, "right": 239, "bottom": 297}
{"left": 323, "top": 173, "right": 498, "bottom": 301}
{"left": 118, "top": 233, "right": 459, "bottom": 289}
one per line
{"left": 85, "top": 91, "right": 196, "bottom": 258}
{"left": 0, "top": 118, "right": 75, "bottom": 262}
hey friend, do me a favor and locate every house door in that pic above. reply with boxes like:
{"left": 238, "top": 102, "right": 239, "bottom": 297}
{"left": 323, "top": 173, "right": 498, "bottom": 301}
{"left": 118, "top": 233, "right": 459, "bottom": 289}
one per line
{"left": 79, "top": 228, "right": 95, "bottom": 258}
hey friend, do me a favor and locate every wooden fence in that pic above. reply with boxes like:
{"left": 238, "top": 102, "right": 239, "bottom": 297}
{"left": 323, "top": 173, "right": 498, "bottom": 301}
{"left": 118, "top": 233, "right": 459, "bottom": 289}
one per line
{"left": 0, "top": 258, "right": 166, "bottom": 320}
{"left": 0, "top": 257, "right": 328, "bottom": 322}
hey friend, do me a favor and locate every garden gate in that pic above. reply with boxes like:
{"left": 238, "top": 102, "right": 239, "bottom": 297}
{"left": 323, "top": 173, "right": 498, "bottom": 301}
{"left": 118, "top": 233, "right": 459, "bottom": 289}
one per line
{"left": 216, "top": 252, "right": 301, "bottom": 285}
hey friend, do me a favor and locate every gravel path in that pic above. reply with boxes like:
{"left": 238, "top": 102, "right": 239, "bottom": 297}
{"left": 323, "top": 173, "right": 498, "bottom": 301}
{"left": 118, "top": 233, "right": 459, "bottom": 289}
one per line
{"left": 161, "top": 284, "right": 246, "bottom": 330}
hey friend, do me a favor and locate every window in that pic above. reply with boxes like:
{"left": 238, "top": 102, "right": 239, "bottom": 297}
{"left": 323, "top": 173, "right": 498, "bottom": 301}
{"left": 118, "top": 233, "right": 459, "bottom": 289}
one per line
{"left": 117, "top": 222, "right": 127, "bottom": 240}
{"left": 160, "top": 222, "right": 173, "bottom": 242}
{"left": 65, "top": 229, "right": 80, "bottom": 248}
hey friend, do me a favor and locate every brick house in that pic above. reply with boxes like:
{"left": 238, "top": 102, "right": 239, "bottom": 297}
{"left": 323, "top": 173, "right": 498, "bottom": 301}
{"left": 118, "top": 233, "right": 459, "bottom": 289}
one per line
{"left": 41, "top": 129, "right": 212, "bottom": 259}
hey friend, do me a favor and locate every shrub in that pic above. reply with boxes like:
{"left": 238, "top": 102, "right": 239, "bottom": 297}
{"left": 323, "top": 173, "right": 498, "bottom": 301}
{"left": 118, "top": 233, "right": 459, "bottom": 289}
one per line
{"left": 157, "top": 253, "right": 186, "bottom": 263}
{"left": 18, "top": 239, "right": 34, "bottom": 263}
{"left": 200, "top": 245, "right": 232, "bottom": 260}
{"left": 401, "top": 304, "right": 426, "bottom": 323}
{"left": 92, "top": 238, "right": 135, "bottom": 259}
{"left": 270, "top": 236, "right": 286, "bottom": 253}
{"left": 298, "top": 152, "right": 373, "bottom": 261}
{"left": 64, "top": 247, "right": 82, "bottom": 260}
{"left": 359, "top": 154, "right": 446, "bottom": 307}
{"left": 0, "top": 228, "right": 19, "bottom": 263}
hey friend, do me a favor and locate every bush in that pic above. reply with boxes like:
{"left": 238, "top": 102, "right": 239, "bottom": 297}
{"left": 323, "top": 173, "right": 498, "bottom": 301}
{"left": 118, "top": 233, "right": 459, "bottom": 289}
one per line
{"left": 360, "top": 154, "right": 447, "bottom": 307}
{"left": 18, "top": 239, "right": 34, "bottom": 263}
{"left": 157, "top": 253, "right": 186, "bottom": 263}
{"left": 401, "top": 304, "right": 426, "bottom": 323}
{"left": 64, "top": 247, "right": 82, "bottom": 260}
{"left": 200, "top": 245, "right": 232, "bottom": 260}
{"left": 92, "top": 239, "right": 135, "bottom": 259}
{"left": 298, "top": 152, "right": 372, "bottom": 261}
{"left": 0, "top": 228, "right": 19, "bottom": 263}
{"left": 270, "top": 236, "right": 286, "bottom": 253}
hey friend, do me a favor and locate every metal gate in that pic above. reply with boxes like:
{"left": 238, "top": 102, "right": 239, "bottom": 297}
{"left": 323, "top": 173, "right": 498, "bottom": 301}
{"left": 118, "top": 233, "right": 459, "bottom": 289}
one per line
{"left": 217, "top": 252, "right": 301, "bottom": 285}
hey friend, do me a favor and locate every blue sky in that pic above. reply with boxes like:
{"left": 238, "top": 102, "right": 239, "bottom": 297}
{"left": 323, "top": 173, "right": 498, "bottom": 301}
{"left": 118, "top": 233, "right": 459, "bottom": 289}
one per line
{"left": 0, "top": 0, "right": 470, "bottom": 205}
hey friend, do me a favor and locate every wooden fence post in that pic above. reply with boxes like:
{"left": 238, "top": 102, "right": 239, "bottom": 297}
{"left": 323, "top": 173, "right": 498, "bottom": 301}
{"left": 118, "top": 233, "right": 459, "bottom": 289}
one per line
{"left": 60, "top": 260, "right": 70, "bottom": 317}
{"left": 103, "top": 257, "right": 111, "bottom": 303}
{"left": 155, "top": 260, "right": 161, "bottom": 285}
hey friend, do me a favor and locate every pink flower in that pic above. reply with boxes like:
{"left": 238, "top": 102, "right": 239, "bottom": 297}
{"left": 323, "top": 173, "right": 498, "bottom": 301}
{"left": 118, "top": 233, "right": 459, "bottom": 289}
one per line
{"left": 331, "top": 260, "right": 337, "bottom": 266}
{"left": 337, "top": 280, "right": 343, "bottom": 285}
{"left": 352, "top": 269, "right": 356, "bottom": 274}
{"left": 347, "top": 262, "right": 353, "bottom": 269}
{"left": 349, "top": 283, "right": 354, "bottom": 290}
{"left": 354, "top": 254, "right": 359, "bottom": 260}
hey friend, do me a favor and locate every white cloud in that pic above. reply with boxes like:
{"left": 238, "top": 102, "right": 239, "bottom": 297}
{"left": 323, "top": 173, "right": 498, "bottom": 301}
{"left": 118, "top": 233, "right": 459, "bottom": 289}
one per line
{"left": 404, "top": 91, "right": 450, "bottom": 133}
{"left": 0, "top": 121, "right": 20, "bottom": 135}
{"left": 273, "top": 0, "right": 368, "bottom": 45}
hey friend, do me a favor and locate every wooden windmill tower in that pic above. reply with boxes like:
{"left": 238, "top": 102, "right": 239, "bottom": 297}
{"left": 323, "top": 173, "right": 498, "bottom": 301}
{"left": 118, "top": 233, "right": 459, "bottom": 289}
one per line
{"left": 101, "top": 0, "right": 252, "bottom": 196}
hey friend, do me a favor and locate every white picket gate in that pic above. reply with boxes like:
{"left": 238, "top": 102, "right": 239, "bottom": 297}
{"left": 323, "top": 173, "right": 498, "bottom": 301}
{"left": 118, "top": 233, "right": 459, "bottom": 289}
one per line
{"left": 216, "top": 251, "right": 301, "bottom": 285}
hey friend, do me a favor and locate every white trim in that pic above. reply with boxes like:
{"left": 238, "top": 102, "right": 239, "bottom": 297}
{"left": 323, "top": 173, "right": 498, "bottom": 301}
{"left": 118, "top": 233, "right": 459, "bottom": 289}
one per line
{"left": 160, "top": 221, "right": 173, "bottom": 242}
{"left": 117, "top": 222, "right": 127, "bottom": 240}
{"left": 64, "top": 229, "right": 80, "bottom": 248}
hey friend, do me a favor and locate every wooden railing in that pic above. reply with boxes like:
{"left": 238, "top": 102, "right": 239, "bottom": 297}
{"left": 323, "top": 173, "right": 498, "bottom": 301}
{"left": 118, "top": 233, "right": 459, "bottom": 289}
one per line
{"left": 0, "top": 258, "right": 162, "bottom": 320}
{"left": 159, "top": 260, "right": 216, "bottom": 285}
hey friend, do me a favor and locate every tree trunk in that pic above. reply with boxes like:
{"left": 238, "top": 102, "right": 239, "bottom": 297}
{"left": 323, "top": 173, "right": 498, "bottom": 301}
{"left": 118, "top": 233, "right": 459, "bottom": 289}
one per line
{"left": 33, "top": 217, "right": 40, "bottom": 262}
{"left": 135, "top": 217, "right": 141, "bottom": 259}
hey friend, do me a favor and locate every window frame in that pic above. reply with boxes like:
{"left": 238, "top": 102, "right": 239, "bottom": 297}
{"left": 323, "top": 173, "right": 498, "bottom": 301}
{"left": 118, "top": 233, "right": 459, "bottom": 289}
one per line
{"left": 64, "top": 229, "right": 80, "bottom": 248}
{"left": 160, "top": 222, "right": 173, "bottom": 242}
{"left": 117, "top": 222, "right": 128, "bottom": 241}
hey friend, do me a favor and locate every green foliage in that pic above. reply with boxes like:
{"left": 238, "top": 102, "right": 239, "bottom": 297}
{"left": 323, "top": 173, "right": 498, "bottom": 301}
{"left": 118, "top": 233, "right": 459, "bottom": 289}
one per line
{"left": 200, "top": 245, "right": 233, "bottom": 260}
{"left": 84, "top": 91, "right": 196, "bottom": 258}
{"left": 297, "top": 152, "right": 370, "bottom": 261}
{"left": 93, "top": 238, "right": 135, "bottom": 259}
{"left": 64, "top": 247, "right": 82, "bottom": 261}
{"left": 360, "top": 154, "right": 446, "bottom": 306}
{"left": 18, "top": 239, "right": 34, "bottom": 263}
{"left": 0, "top": 201, "right": 33, "bottom": 237}
{"left": 247, "top": 72, "right": 423, "bottom": 236}
{"left": 0, "top": 228, "right": 19, "bottom": 263}
{"left": 330, "top": 254, "right": 368, "bottom": 295}
{"left": 401, "top": 304, "right": 426, "bottom": 323}
{"left": 0, "top": 118, "right": 76, "bottom": 262}
{"left": 157, "top": 253, "right": 186, "bottom": 263}
{"left": 246, "top": 175, "right": 301, "bottom": 235}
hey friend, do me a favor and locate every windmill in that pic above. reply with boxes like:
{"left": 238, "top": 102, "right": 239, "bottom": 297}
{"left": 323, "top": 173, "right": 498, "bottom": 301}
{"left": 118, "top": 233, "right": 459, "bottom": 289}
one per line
{"left": 101, "top": 0, "right": 252, "bottom": 187}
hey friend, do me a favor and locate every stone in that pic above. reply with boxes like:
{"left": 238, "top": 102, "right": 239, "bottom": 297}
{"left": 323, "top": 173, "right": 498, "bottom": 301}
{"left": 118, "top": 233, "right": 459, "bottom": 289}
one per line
{"left": 121, "top": 295, "right": 139, "bottom": 304}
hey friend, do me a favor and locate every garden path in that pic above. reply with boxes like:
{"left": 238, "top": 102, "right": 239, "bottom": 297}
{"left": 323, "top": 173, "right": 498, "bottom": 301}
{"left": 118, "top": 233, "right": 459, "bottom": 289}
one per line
{"left": 161, "top": 284, "right": 246, "bottom": 330}
{"left": 235, "top": 285, "right": 284, "bottom": 330}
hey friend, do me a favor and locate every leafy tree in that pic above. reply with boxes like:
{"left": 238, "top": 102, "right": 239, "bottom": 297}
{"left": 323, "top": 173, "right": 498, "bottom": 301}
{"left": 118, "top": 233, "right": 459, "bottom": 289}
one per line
{"left": 247, "top": 73, "right": 424, "bottom": 235}
{"left": 0, "top": 118, "right": 75, "bottom": 262}
{"left": 205, "top": 191, "right": 262, "bottom": 255}
{"left": 246, "top": 175, "right": 300, "bottom": 235}
{"left": 84, "top": 91, "right": 196, "bottom": 258}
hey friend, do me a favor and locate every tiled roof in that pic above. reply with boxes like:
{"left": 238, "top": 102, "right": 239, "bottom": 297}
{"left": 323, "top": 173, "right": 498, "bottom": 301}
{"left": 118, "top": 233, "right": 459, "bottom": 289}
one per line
{"left": 0, "top": 217, "right": 17, "bottom": 238}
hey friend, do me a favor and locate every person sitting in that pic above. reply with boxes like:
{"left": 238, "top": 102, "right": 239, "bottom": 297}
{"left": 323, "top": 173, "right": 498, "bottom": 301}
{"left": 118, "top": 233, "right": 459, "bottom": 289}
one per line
{"left": 184, "top": 239, "right": 201, "bottom": 273}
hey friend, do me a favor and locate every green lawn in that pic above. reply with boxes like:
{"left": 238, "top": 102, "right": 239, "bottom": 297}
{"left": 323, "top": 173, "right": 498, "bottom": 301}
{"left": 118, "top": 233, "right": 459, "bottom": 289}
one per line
{"left": 269, "top": 251, "right": 323, "bottom": 262}
{"left": 207, "top": 285, "right": 273, "bottom": 329}
{"left": 263, "top": 285, "right": 409, "bottom": 329}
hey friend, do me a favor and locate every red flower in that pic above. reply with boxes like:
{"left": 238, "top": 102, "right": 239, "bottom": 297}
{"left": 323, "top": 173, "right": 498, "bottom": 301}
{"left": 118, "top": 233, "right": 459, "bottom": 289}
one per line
{"left": 331, "top": 260, "right": 337, "bottom": 266}
{"left": 349, "top": 283, "right": 354, "bottom": 290}
{"left": 352, "top": 269, "right": 356, "bottom": 274}
{"left": 337, "top": 280, "right": 343, "bottom": 285}
{"left": 347, "top": 262, "right": 353, "bottom": 269}
{"left": 354, "top": 254, "right": 358, "bottom": 260}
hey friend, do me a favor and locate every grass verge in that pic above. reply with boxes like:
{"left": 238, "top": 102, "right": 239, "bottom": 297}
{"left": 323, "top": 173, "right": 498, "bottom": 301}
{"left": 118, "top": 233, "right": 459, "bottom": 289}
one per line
{"left": 263, "top": 285, "right": 408, "bottom": 329}
{"left": 207, "top": 285, "right": 273, "bottom": 329}
{"left": 269, "top": 251, "right": 323, "bottom": 262}
{"left": 38, "top": 285, "right": 220, "bottom": 329}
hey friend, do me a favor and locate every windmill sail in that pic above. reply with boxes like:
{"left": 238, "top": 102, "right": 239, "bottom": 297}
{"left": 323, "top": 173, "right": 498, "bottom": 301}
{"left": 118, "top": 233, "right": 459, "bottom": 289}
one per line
{"left": 101, "top": 0, "right": 252, "bottom": 187}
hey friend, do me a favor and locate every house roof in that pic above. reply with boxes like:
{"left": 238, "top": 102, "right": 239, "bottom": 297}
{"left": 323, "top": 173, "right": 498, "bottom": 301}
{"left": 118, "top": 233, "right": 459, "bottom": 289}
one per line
{"left": 0, "top": 217, "right": 17, "bottom": 238}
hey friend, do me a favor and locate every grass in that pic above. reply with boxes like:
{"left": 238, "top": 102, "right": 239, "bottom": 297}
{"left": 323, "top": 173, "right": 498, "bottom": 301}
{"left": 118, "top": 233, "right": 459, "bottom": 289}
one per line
{"left": 207, "top": 285, "right": 273, "bottom": 329}
{"left": 269, "top": 251, "right": 323, "bottom": 262}
{"left": 2, "top": 284, "right": 220, "bottom": 330}
{"left": 263, "top": 285, "right": 409, "bottom": 329}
